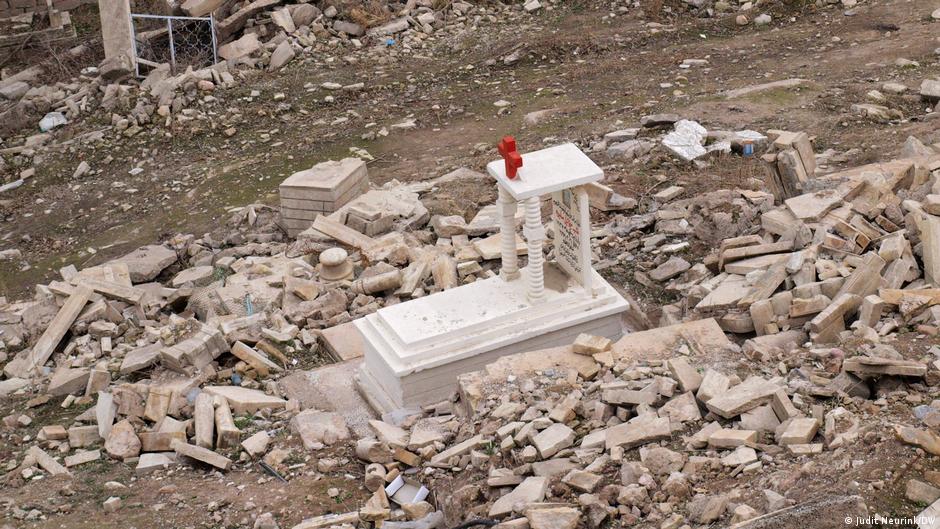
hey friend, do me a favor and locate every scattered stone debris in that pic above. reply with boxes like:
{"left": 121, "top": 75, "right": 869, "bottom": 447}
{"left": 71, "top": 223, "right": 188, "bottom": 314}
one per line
{"left": 1, "top": 124, "right": 938, "bottom": 526}
{"left": 4, "top": 0, "right": 940, "bottom": 524}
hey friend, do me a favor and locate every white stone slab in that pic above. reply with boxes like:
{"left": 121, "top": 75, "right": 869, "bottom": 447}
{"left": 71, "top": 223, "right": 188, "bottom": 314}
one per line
{"left": 359, "top": 311, "right": 622, "bottom": 413}
{"left": 356, "top": 266, "right": 628, "bottom": 412}
{"left": 364, "top": 266, "right": 622, "bottom": 369}
{"left": 552, "top": 187, "right": 592, "bottom": 290}
{"left": 486, "top": 143, "right": 603, "bottom": 201}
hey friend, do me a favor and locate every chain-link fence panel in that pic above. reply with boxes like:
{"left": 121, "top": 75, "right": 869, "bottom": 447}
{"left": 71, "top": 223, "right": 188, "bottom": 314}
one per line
{"left": 130, "top": 13, "right": 218, "bottom": 77}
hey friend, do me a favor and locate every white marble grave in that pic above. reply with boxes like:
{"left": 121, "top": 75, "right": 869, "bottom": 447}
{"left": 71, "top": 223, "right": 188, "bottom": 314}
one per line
{"left": 355, "top": 142, "right": 629, "bottom": 412}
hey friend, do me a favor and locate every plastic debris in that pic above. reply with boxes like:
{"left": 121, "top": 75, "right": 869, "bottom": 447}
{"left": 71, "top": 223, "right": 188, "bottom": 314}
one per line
{"left": 39, "top": 112, "right": 68, "bottom": 132}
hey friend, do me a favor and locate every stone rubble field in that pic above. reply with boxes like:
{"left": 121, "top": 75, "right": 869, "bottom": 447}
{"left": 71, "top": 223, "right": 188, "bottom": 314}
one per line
{"left": 3, "top": 0, "right": 940, "bottom": 528}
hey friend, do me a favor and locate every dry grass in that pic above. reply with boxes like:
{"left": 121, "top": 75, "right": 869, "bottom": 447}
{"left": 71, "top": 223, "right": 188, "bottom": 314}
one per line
{"left": 34, "top": 41, "right": 100, "bottom": 83}
{"left": 131, "top": 0, "right": 172, "bottom": 15}
{"left": 644, "top": 0, "right": 664, "bottom": 20}
{"left": 323, "top": 0, "right": 391, "bottom": 27}
{"left": 0, "top": 4, "right": 103, "bottom": 80}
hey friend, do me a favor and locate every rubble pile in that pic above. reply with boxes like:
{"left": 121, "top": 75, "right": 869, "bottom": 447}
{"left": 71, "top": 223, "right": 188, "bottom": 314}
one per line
{"left": 615, "top": 131, "right": 940, "bottom": 347}
{"left": 4, "top": 100, "right": 940, "bottom": 527}
{"left": 0, "top": 0, "right": 541, "bottom": 186}
{"left": 0, "top": 208, "right": 300, "bottom": 475}
{"left": 5, "top": 0, "right": 936, "bottom": 192}
{"left": 0, "top": 157, "right": 606, "bottom": 515}
{"left": 287, "top": 311, "right": 937, "bottom": 528}
{"left": 587, "top": 113, "right": 767, "bottom": 168}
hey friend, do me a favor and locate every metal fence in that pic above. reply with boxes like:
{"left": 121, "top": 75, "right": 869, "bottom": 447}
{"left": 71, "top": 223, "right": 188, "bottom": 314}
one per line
{"left": 130, "top": 13, "right": 218, "bottom": 77}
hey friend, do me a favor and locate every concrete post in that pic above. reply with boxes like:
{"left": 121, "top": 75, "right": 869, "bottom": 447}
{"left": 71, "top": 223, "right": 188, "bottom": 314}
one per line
{"left": 498, "top": 184, "right": 519, "bottom": 281}
{"left": 523, "top": 195, "right": 545, "bottom": 301}
{"left": 98, "top": 0, "right": 134, "bottom": 61}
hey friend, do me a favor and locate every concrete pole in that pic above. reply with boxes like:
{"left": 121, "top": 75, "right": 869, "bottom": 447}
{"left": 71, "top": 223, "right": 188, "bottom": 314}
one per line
{"left": 523, "top": 195, "right": 545, "bottom": 301}
{"left": 498, "top": 184, "right": 519, "bottom": 281}
{"left": 98, "top": 0, "right": 134, "bottom": 61}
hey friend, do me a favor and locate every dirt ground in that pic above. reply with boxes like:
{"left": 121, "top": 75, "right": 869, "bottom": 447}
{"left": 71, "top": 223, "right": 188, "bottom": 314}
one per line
{"left": 2, "top": 0, "right": 940, "bottom": 527}
{"left": 0, "top": 409, "right": 372, "bottom": 528}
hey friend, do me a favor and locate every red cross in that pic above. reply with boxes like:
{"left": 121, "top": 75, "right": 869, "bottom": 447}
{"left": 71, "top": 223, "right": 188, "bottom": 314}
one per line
{"left": 498, "top": 136, "right": 523, "bottom": 179}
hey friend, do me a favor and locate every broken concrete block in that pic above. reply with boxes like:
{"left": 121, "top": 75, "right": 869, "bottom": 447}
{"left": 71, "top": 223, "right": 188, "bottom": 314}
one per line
{"left": 666, "top": 357, "right": 702, "bottom": 393}
{"left": 171, "top": 265, "right": 215, "bottom": 287}
{"left": 139, "top": 431, "right": 187, "bottom": 452}
{"left": 48, "top": 368, "right": 91, "bottom": 397}
{"left": 431, "top": 215, "right": 468, "bottom": 237}
{"left": 112, "top": 245, "right": 177, "bottom": 283}
{"left": 740, "top": 405, "right": 781, "bottom": 433}
{"left": 65, "top": 449, "right": 101, "bottom": 467}
{"left": 696, "top": 369, "right": 730, "bottom": 403}
{"left": 654, "top": 185, "right": 685, "bottom": 202}
{"left": 787, "top": 443, "right": 823, "bottom": 455}
{"left": 290, "top": 410, "right": 350, "bottom": 448}
{"left": 857, "top": 295, "right": 885, "bottom": 328}
{"left": 369, "top": 419, "right": 409, "bottom": 448}
{"left": 705, "top": 380, "right": 777, "bottom": 419}
{"left": 268, "top": 40, "right": 295, "bottom": 71}
{"left": 194, "top": 392, "right": 215, "bottom": 449}
{"left": 68, "top": 425, "right": 102, "bottom": 448}
{"left": 203, "top": 386, "right": 286, "bottom": 414}
{"left": 96, "top": 391, "right": 116, "bottom": 438}
{"left": 639, "top": 446, "right": 686, "bottom": 475}
{"left": 218, "top": 33, "right": 261, "bottom": 61}
{"left": 214, "top": 396, "right": 241, "bottom": 449}
{"left": 720, "top": 445, "right": 758, "bottom": 467}
{"left": 907, "top": 479, "right": 940, "bottom": 504}
{"left": 658, "top": 391, "right": 702, "bottom": 423}
{"left": 241, "top": 431, "right": 271, "bottom": 458}
{"left": 921, "top": 79, "right": 940, "bottom": 102}
{"left": 649, "top": 256, "right": 690, "bottom": 282}
{"left": 770, "top": 389, "right": 801, "bottom": 421}
{"left": 27, "top": 446, "right": 71, "bottom": 476}
{"left": 230, "top": 341, "right": 281, "bottom": 376}
{"left": 606, "top": 416, "right": 671, "bottom": 450}
{"left": 561, "top": 469, "right": 602, "bottom": 493}
{"left": 84, "top": 368, "right": 111, "bottom": 397}
{"left": 120, "top": 343, "right": 161, "bottom": 375}
{"left": 40, "top": 425, "right": 68, "bottom": 441}
{"left": 897, "top": 426, "right": 940, "bottom": 456}
{"left": 525, "top": 506, "right": 580, "bottom": 529}
{"left": 603, "top": 386, "right": 658, "bottom": 406}
{"left": 708, "top": 428, "right": 757, "bottom": 448}
{"left": 689, "top": 493, "right": 730, "bottom": 524}
{"left": 532, "top": 423, "right": 576, "bottom": 459}
{"left": 842, "top": 356, "right": 926, "bottom": 377}
{"left": 172, "top": 440, "right": 232, "bottom": 471}
{"left": 356, "top": 440, "right": 392, "bottom": 468}
{"left": 827, "top": 372, "right": 870, "bottom": 399}
{"left": 489, "top": 476, "right": 548, "bottom": 517}
{"left": 572, "top": 333, "right": 612, "bottom": 355}
{"left": 144, "top": 386, "right": 172, "bottom": 423}
{"left": 105, "top": 419, "right": 141, "bottom": 460}
{"left": 779, "top": 417, "right": 819, "bottom": 446}
{"left": 428, "top": 435, "right": 484, "bottom": 468}
{"left": 136, "top": 452, "right": 177, "bottom": 475}
{"left": 0, "top": 378, "right": 28, "bottom": 396}
{"left": 289, "top": 512, "right": 360, "bottom": 529}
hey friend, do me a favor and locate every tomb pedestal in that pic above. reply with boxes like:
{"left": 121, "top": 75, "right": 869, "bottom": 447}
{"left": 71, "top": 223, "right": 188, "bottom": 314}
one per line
{"left": 356, "top": 142, "right": 629, "bottom": 413}
{"left": 279, "top": 158, "right": 369, "bottom": 237}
